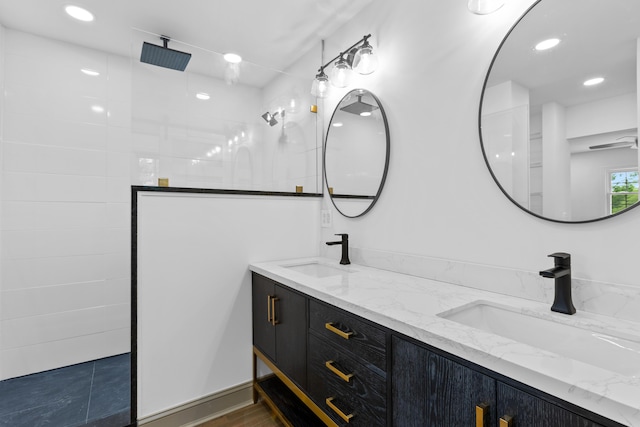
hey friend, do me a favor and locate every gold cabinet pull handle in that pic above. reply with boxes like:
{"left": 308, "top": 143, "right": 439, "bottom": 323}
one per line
{"left": 325, "top": 397, "right": 354, "bottom": 423}
{"left": 476, "top": 403, "right": 489, "bottom": 427}
{"left": 271, "top": 297, "right": 279, "bottom": 325}
{"left": 325, "top": 322, "right": 353, "bottom": 339}
{"left": 267, "top": 295, "right": 272, "bottom": 323}
{"left": 500, "top": 415, "right": 513, "bottom": 427}
{"left": 325, "top": 360, "right": 354, "bottom": 383}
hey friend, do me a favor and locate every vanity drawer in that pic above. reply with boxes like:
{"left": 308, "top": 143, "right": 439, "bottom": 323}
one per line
{"left": 308, "top": 334, "right": 386, "bottom": 426}
{"left": 309, "top": 300, "right": 387, "bottom": 372}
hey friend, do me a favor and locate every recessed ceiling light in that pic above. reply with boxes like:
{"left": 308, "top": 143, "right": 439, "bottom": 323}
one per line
{"left": 332, "top": 122, "right": 343, "bottom": 127}
{"left": 91, "top": 105, "right": 104, "bottom": 113}
{"left": 535, "top": 38, "right": 560, "bottom": 51}
{"left": 81, "top": 68, "right": 100, "bottom": 76}
{"left": 223, "top": 53, "right": 242, "bottom": 64}
{"left": 196, "top": 92, "right": 210, "bottom": 100}
{"left": 360, "top": 111, "right": 372, "bottom": 117}
{"left": 584, "top": 77, "right": 604, "bottom": 86}
{"left": 65, "top": 5, "right": 94, "bottom": 22}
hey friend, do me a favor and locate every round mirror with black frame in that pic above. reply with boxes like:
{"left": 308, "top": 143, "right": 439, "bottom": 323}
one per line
{"left": 324, "top": 89, "right": 390, "bottom": 218}
{"left": 479, "top": 0, "right": 640, "bottom": 223}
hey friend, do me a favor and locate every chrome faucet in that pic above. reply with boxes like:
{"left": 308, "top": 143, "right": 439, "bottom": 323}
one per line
{"left": 326, "top": 233, "right": 350, "bottom": 265}
{"left": 539, "top": 252, "right": 575, "bottom": 315}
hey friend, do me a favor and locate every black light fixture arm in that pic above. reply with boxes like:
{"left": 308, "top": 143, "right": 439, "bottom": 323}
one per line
{"left": 316, "top": 34, "right": 371, "bottom": 73}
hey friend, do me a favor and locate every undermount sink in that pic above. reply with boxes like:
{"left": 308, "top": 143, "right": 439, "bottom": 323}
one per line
{"left": 284, "top": 262, "right": 351, "bottom": 278}
{"left": 438, "top": 301, "right": 640, "bottom": 377}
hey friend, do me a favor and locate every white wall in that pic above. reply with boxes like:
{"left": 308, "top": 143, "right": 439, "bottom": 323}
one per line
{"left": 0, "top": 30, "right": 130, "bottom": 380}
{"left": 317, "top": 0, "right": 640, "bottom": 288}
{"left": 136, "top": 192, "right": 320, "bottom": 419}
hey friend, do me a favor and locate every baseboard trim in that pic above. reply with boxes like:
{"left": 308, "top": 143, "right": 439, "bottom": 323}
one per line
{"left": 137, "top": 381, "right": 254, "bottom": 427}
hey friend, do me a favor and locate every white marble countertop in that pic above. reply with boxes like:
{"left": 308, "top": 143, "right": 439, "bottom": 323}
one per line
{"left": 250, "top": 257, "right": 640, "bottom": 426}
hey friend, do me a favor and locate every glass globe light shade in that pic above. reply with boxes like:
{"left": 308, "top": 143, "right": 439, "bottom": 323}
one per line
{"left": 352, "top": 42, "right": 378, "bottom": 75}
{"left": 330, "top": 57, "right": 352, "bottom": 88}
{"left": 468, "top": 0, "right": 505, "bottom": 14}
{"left": 311, "top": 72, "right": 330, "bottom": 98}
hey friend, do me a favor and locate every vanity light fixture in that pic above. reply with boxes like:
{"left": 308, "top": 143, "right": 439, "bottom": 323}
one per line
{"left": 583, "top": 77, "right": 604, "bottom": 86}
{"left": 468, "top": 0, "right": 505, "bottom": 15}
{"left": 311, "top": 34, "right": 378, "bottom": 98}
{"left": 65, "top": 5, "right": 94, "bottom": 21}
{"left": 535, "top": 38, "right": 561, "bottom": 51}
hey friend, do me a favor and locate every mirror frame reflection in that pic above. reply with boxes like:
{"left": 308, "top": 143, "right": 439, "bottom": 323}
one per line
{"left": 479, "top": 0, "right": 640, "bottom": 223}
{"left": 324, "top": 89, "right": 390, "bottom": 218}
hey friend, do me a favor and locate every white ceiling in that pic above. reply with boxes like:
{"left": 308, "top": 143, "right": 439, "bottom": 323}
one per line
{"left": 486, "top": 0, "right": 640, "bottom": 114}
{"left": 0, "top": 0, "right": 372, "bottom": 84}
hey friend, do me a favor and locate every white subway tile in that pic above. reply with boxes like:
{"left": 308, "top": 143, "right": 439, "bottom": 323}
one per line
{"left": 4, "top": 113, "right": 107, "bottom": 150}
{"left": 104, "top": 278, "right": 130, "bottom": 306}
{"left": 4, "top": 86, "right": 107, "bottom": 126}
{"left": 107, "top": 99, "right": 132, "bottom": 128}
{"left": 2, "top": 172, "right": 107, "bottom": 202}
{"left": 0, "top": 307, "right": 108, "bottom": 349}
{"left": 1, "top": 201, "right": 107, "bottom": 230}
{"left": 3, "top": 142, "right": 107, "bottom": 176}
{"left": 107, "top": 177, "right": 130, "bottom": 202}
{"left": 4, "top": 53, "right": 108, "bottom": 99}
{"left": 1, "top": 227, "right": 107, "bottom": 259}
{"left": 0, "top": 281, "right": 108, "bottom": 320}
{"left": 107, "top": 127, "right": 133, "bottom": 152}
{"left": 0, "top": 328, "right": 130, "bottom": 380}
{"left": 1, "top": 255, "right": 107, "bottom": 290}
{"left": 108, "top": 151, "right": 130, "bottom": 177}
{"left": 107, "top": 203, "right": 130, "bottom": 228}
{"left": 105, "top": 228, "right": 129, "bottom": 254}
{"left": 105, "top": 252, "right": 130, "bottom": 279}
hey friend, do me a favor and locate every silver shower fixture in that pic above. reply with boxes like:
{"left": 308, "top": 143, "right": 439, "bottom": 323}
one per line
{"left": 140, "top": 36, "right": 192, "bottom": 71}
{"left": 262, "top": 110, "right": 284, "bottom": 127}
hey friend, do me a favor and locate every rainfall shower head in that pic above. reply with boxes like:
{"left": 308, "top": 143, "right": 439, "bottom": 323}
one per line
{"left": 140, "top": 36, "right": 191, "bottom": 71}
{"left": 340, "top": 95, "right": 379, "bottom": 115}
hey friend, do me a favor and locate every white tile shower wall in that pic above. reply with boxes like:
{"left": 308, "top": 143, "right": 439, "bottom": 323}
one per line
{"left": 130, "top": 39, "right": 320, "bottom": 194}
{"left": 0, "top": 30, "right": 130, "bottom": 380}
{"left": 351, "top": 247, "right": 640, "bottom": 323}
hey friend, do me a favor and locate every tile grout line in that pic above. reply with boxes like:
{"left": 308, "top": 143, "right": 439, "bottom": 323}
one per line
{"left": 85, "top": 361, "right": 97, "bottom": 423}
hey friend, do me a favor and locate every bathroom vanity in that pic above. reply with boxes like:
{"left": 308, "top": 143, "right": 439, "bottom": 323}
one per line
{"left": 250, "top": 258, "right": 639, "bottom": 427}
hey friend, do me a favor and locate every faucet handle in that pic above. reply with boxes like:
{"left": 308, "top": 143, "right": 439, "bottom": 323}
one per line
{"left": 548, "top": 252, "right": 570, "bottom": 259}
{"left": 548, "top": 252, "right": 570, "bottom": 267}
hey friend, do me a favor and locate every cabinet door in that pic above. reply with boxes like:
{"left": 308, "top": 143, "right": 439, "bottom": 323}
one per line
{"left": 252, "top": 273, "right": 276, "bottom": 361}
{"left": 274, "top": 284, "right": 307, "bottom": 389}
{"left": 392, "top": 336, "right": 496, "bottom": 427}
{"left": 427, "top": 351, "right": 496, "bottom": 426}
{"left": 392, "top": 336, "right": 429, "bottom": 426}
{"left": 497, "top": 382, "right": 604, "bottom": 427}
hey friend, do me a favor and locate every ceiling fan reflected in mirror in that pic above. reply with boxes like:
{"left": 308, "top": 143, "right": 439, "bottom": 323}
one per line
{"left": 589, "top": 136, "right": 638, "bottom": 150}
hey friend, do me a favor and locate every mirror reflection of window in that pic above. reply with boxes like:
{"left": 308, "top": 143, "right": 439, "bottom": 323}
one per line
{"left": 609, "top": 169, "right": 639, "bottom": 214}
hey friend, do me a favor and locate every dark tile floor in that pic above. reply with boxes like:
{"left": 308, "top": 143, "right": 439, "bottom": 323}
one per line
{"left": 0, "top": 353, "right": 131, "bottom": 427}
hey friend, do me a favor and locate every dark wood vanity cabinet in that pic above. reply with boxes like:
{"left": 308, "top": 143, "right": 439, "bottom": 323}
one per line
{"left": 252, "top": 273, "right": 307, "bottom": 389}
{"left": 391, "top": 335, "right": 613, "bottom": 427}
{"left": 497, "top": 383, "right": 604, "bottom": 427}
{"left": 252, "top": 273, "right": 619, "bottom": 427}
{"left": 307, "top": 300, "right": 388, "bottom": 426}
